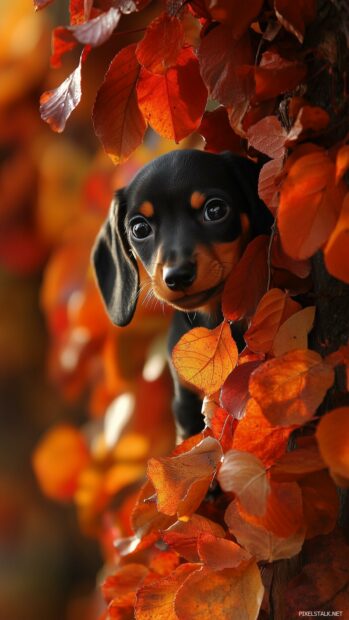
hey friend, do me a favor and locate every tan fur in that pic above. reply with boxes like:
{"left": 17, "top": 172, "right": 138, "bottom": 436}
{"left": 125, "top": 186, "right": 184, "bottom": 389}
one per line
{"left": 139, "top": 201, "right": 154, "bottom": 217}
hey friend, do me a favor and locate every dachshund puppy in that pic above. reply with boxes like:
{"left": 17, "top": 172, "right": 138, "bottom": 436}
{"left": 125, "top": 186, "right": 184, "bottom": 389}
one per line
{"left": 92, "top": 150, "right": 273, "bottom": 439}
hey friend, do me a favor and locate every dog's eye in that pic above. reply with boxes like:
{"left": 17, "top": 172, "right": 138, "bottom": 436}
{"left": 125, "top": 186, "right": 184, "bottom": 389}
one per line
{"left": 130, "top": 217, "right": 152, "bottom": 239}
{"left": 203, "top": 198, "right": 230, "bottom": 222}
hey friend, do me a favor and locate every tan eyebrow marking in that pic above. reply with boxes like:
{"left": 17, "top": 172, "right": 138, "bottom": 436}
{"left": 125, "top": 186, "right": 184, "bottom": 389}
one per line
{"left": 190, "top": 191, "right": 206, "bottom": 209}
{"left": 139, "top": 201, "right": 154, "bottom": 217}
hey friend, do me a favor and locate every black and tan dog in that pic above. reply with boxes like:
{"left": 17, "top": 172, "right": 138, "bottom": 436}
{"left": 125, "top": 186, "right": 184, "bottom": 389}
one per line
{"left": 92, "top": 149, "right": 273, "bottom": 438}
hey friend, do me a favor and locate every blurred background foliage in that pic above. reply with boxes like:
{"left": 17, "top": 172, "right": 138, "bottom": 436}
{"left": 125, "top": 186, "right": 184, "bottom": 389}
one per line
{"left": 0, "top": 1, "right": 199, "bottom": 618}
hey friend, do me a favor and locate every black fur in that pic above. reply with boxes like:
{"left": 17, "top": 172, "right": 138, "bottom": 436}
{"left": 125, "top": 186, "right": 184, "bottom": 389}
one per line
{"left": 92, "top": 150, "right": 272, "bottom": 438}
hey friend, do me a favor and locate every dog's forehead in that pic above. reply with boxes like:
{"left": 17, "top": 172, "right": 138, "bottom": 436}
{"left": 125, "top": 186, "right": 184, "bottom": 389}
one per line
{"left": 126, "top": 150, "right": 234, "bottom": 208}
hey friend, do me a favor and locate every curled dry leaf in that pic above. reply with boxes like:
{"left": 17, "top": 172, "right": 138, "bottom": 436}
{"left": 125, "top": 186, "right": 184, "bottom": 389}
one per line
{"left": 316, "top": 407, "right": 349, "bottom": 483}
{"left": 163, "top": 514, "right": 226, "bottom": 562}
{"left": 218, "top": 449, "right": 270, "bottom": 516}
{"left": 232, "top": 398, "right": 293, "bottom": 468}
{"left": 197, "top": 533, "right": 252, "bottom": 570}
{"left": 272, "top": 306, "right": 315, "bottom": 356}
{"left": 247, "top": 116, "right": 287, "bottom": 159}
{"left": 174, "top": 563, "right": 264, "bottom": 620}
{"left": 135, "top": 563, "right": 198, "bottom": 620}
{"left": 225, "top": 499, "right": 304, "bottom": 562}
{"left": 244, "top": 288, "right": 301, "bottom": 354}
{"left": 93, "top": 44, "right": 146, "bottom": 164}
{"left": 67, "top": 7, "right": 121, "bottom": 46}
{"left": 137, "top": 48, "right": 207, "bottom": 142}
{"left": 222, "top": 236, "right": 269, "bottom": 322}
{"left": 249, "top": 349, "right": 335, "bottom": 426}
{"left": 40, "top": 54, "right": 83, "bottom": 132}
{"left": 147, "top": 436, "right": 223, "bottom": 517}
{"left": 136, "top": 12, "right": 184, "bottom": 74}
{"left": 172, "top": 321, "right": 238, "bottom": 395}
{"left": 324, "top": 193, "right": 349, "bottom": 284}
{"left": 221, "top": 361, "right": 261, "bottom": 419}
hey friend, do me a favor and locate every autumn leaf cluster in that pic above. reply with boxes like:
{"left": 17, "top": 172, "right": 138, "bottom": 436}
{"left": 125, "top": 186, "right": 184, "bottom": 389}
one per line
{"left": 30, "top": 0, "right": 349, "bottom": 618}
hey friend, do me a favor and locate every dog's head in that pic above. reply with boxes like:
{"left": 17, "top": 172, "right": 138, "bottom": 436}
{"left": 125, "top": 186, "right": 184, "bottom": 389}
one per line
{"left": 92, "top": 150, "right": 273, "bottom": 326}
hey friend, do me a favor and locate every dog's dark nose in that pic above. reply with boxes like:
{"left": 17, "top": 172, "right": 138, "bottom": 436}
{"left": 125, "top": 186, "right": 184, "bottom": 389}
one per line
{"left": 163, "top": 261, "right": 196, "bottom": 291}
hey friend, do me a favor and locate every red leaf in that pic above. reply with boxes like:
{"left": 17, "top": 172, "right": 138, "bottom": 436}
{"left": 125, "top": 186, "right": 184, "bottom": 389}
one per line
{"left": 271, "top": 445, "right": 326, "bottom": 482}
{"left": 286, "top": 105, "right": 330, "bottom": 145}
{"left": 247, "top": 116, "right": 287, "bottom": 159}
{"left": 254, "top": 50, "right": 307, "bottom": 102}
{"left": 198, "top": 25, "right": 254, "bottom": 108}
{"left": 299, "top": 471, "right": 339, "bottom": 539}
{"left": 275, "top": 0, "right": 316, "bottom": 43}
{"left": 137, "top": 48, "right": 207, "bottom": 142}
{"left": 198, "top": 107, "right": 244, "bottom": 154}
{"left": 40, "top": 54, "right": 83, "bottom": 132}
{"left": 51, "top": 27, "right": 77, "bottom": 68}
{"left": 222, "top": 236, "right": 269, "bottom": 322}
{"left": 258, "top": 158, "right": 284, "bottom": 214}
{"left": 199, "top": 0, "right": 263, "bottom": 39}
{"left": 335, "top": 145, "right": 349, "bottom": 183}
{"left": 232, "top": 398, "right": 293, "bottom": 468}
{"left": 249, "top": 349, "right": 335, "bottom": 426}
{"left": 208, "top": 406, "right": 237, "bottom": 452}
{"left": 136, "top": 12, "right": 184, "bottom": 74}
{"left": 93, "top": 44, "right": 146, "bottom": 164}
{"left": 102, "top": 564, "right": 149, "bottom": 605}
{"left": 270, "top": 231, "right": 312, "bottom": 278}
{"left": 221, "top": 361, "right": 261, "bottom": 419}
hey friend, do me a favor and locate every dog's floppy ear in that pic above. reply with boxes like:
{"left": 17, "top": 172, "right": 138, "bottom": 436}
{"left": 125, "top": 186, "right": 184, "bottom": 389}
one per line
{"left": 92, "top": 189, "right": 139, "bottom": 327}
{"left": 220, "top": 152, "right": 273, "bottom": 237}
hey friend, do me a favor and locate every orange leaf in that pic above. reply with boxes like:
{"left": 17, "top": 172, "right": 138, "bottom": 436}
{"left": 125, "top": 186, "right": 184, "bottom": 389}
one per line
{"left": 278, "top": 149, "right": 343, "bottom": 260}
{"left": 335, "top": 145, "right": 349, "bottom": 183}
{"left": 32, "top": 424, "right": 90, "bottom": 501}
{"left": 249, "top": 349, "right": 334, "bottom": 426}
{"left": 172, "top": 321, "right": 238, "bottom": 395}
{"left": 225, "top": 498, "right": 304, "bottom": 562}
{"left": 324, "top": 193, "right": 349, "bottom": 284}
{"left": 130, "top": 481, "right": 175, "bottom": 541}
{"left": 286, "top": 105, "right": 330, "bottom": 144}
{"left": 222, "top": 236, "right": 269, "bottom": 321}
{"left": 102, "top": 564, "right": 149, "bottom": 605}
{"left": 136, "top": 12, "right": 184, "bottom": 75}
{"left": 93, "top": 44, "right": 146, "bottom": 164}
{"left": 244, "top": 288, "right": 301, "bottom": 354}
{"left": 147, "top": 437, "right": 223, "bottom": 517}
{"left": 299, "top": 470, "right": 339, "bottom": 539}
{"left": 270, "top": 230, "right": 311, "bottom": 278}
{"left": 174, "top": 563, "right": 264, "bottom": 620}
{"left": 247, "top": 116, "right": 287, "bottom": 159}
{"left": 137, "top": 48, "right": 207, "bottom": 142}
{"left": 271, "top": 445, "right": 326, "bottom": 481}
{"left": 197, "top": 533, "right": 252, "bottom": 570}
{"left": 135, "top": 563, "right": 198, "bottom": 620}
{"left": 238, "top": 481, "right": 304, "bottom": 538}
{"left": 272, "top": 306, "right": 315, "bottom": 356}
{"left": 163, "top": 514, "right": 226, "bottom": 562}
{"left": 218, "top": 450, "right": 270, "bottom": 516}
{"left": 232, "top": 398, "right": 293, "bottom": 467}
{"left": 316, "top": 407, "right": 349, "bottom": 482}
